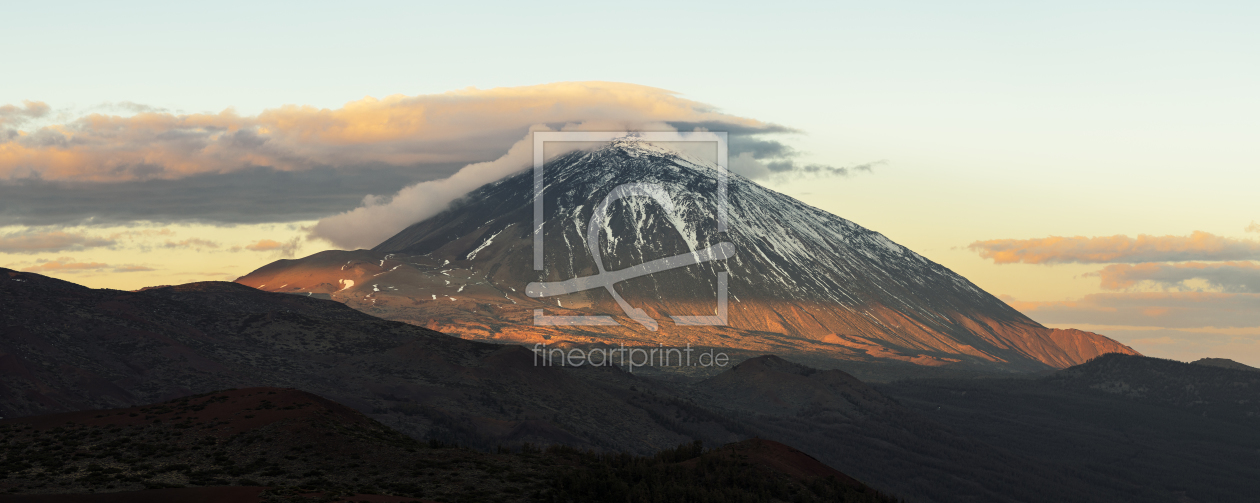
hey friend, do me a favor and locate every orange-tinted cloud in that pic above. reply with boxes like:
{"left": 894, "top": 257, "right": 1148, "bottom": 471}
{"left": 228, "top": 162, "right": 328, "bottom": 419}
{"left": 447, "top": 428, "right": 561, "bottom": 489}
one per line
{"left": 0, "top": 82, "right": 779, "bottom": 182}
{"left": 243, "top": 238, "right": 299, "bottom": 257}
{"left": 19, "top": 257, "right": 154, "bottom": 274}
{"left": 163, "top": 238, "right": 220, "bottom": 249}
{"left": 1008, "top": 291, "right": 1260, "bottom": 328}
{"left": 1089, "top": 262, "right": 1260, "bottom": 292}
{"left": 1247, "top": 221, "right": 1260, "bottom": 233}
{"left": 0, "top": 230, "right": 115, "bottom": 253}
{"left": 244, "top": 239, "right": 283, "bottom": 251}
{"left": 969, "top": 231, "right": 1260, "bottom": 264}
{"left": 112, "top": 265, "right": 157, "bottom": 272}
{"left": 21, "top": 258, "right": 109, "bottom": 272}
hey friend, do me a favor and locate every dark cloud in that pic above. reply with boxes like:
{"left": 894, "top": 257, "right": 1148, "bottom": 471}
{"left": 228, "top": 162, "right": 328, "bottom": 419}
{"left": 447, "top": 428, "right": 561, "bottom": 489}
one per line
{"left": 666, "top": 121, "right": 798, "bottom": 137}
{"left": 0, "top": 163, "right": 464, "bottom": 226}
{"left": 970, "top": 232, "right": 1260, "bottom": 264}
{"left": 0, "top": 131, "right": 843, "bottom": 230}
{"left": 728, "top": 137, "right": 798, "bottom": 160}
{"left": 766, "top": 159, "right": 885, "bottom": 177}
{"left": 727, "top": 155, "right": 884, "bottom": 180}
{"left": 0, "top": 229, "right": 116, "bottom": 253}
{"left": 670, "top": 121, "right": 863, "bottom": 180}
{"left": 1091, "top": 262, "right": 1260, "bottom": 293}
{"left": 1015, "top": 292, "right": 1260, "bottom": 329}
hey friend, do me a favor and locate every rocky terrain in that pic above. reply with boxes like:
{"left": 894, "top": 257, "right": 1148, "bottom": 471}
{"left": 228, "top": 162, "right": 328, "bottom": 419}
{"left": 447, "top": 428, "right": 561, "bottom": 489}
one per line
{"left": 0, "top": 387, "right": 896, "bottom": 503}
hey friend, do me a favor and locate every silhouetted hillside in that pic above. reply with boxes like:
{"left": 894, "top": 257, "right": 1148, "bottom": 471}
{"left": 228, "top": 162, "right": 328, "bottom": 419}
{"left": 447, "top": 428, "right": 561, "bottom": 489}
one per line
{"left": 1047, "top": 353, "right": 1260, "bottom": 420}
{"left": 880, "top": 354, "right": 1260, "bottom": 503}
{"left": 0, "top": 269, "right": 745, "bottom": 453}
{"left": 0, "top": 389, "right": 894, "bottom": 503}
{"left": 691, "top": 355, "right": 1109, "bottom": 503}
{"left": 1192, "top": 357, "right": 1259, "bottom": 372}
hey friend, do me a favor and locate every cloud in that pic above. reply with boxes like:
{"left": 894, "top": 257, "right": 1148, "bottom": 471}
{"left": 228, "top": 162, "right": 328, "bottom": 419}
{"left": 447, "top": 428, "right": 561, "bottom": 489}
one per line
{"left": 0, "top": 229, "right": 115, "bottom": 253}
{"left": 22, "top": 258, "right": 109, "bottom": 272}
{"left": 1011, "top": 292, "right": 1260, "bottom": 329}
{"left": 0, "top": 83, "right": 844, "bottom": 227}
{"left": 112, "top": 265, "right": 156, "bottom": 272}
{"left": 969, "top": 231, "right": 1260, "bottom": 264}
{"left": 109, "top": 229, "right": 175, "bottom": 240}
{"left": 312, "top": 118, "right": 887, "bottom": 249}
{"left": 1089, "top": 262, "right": 1260, "bottom": 293}
{"left": 244, "top": 238, "right": 300, "bottom": 257}
{"left": 100, "top": 102, "right": 170, "bottom": 115}
{"left": 0, "top": 100, "right": 50, "bottom": 127}
{"left": 19, "top": 256, "right": 151, "bottom": 274}
{"left": 0, "top": 82, "right": 784, "bottom": 183}
{"left": 1247, "top": 221, "right": 1260, "bottom": 233}
{"left": 728, "top": 152, "right": 884, "bottom": 180}
{"left": 0, "top": 165, "right": 460, "bottom": 226}
{"left": 728, "top": 136, "right": 798, "bottom": 159}
{"left": 308, "top": 126, "right": 548, "bottom": 249}
{"left": 778, "top": 159, "right": 884, "bottom": 177}
{"left": 163, "top": 238, "right": 220, "bottom": 249}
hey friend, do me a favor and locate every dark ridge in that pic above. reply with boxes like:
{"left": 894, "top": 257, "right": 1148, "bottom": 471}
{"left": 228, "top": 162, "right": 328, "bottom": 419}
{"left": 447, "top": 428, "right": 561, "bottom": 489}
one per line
{"left": 2, "top": 268, "right": 90, "bottom": 292}
{"left": 878, "top": 353, "right": 1260, "bottom": 503}
{"left": 0, "top": 390, "right": 894, "bottom": 503}
{"left": 1192, "top": 357, "right": 1259, "bottom": 372}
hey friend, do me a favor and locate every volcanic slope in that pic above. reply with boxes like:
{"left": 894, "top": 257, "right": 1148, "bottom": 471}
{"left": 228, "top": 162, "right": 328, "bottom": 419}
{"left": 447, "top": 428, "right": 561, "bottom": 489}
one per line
{"left": 239, "top": 140, "right": 1134, "bottom": 371}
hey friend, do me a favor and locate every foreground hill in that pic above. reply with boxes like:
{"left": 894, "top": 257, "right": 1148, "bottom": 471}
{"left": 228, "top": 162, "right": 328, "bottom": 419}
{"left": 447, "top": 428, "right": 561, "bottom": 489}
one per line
{"left": 1046, "top": 353, "right": 1260, "bottom": 419}
{"left": 688, "top": 355, "right": 1103, "bottom": 503}
{"left": 236, "top": 140, "right": 1135, "bottom": 371}
{"left": 879, "top": 354, "right": 1260, "bottom": 503}
{"left": 1192, "top": 357, "right": 1259, "bottom": 372}
{"left": 0, "top": 268, "right": 742, "bottom": 453}
{"left": 0, "top": 388, "right": 896, "bottom": 503}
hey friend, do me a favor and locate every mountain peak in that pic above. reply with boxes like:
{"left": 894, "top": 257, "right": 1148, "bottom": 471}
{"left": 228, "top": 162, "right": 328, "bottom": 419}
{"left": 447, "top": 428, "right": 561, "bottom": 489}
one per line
{"left": 605, "top": 135, "right": 666, "bottom": 152}
{"left": 237, "top": 141, "right": 1137, "bottom": 371}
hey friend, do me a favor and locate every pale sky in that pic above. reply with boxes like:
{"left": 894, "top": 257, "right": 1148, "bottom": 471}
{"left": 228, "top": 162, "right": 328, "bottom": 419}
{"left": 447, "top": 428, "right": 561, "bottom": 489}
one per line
{"left": 3, "top": 0, "right": 1257, "bottom": 365}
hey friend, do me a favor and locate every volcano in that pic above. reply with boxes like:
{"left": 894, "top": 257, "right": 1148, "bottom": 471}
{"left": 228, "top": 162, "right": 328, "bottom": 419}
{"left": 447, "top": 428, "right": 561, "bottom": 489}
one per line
{"left": 237, "top": 139, "right": 1135, "bottom": 371}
